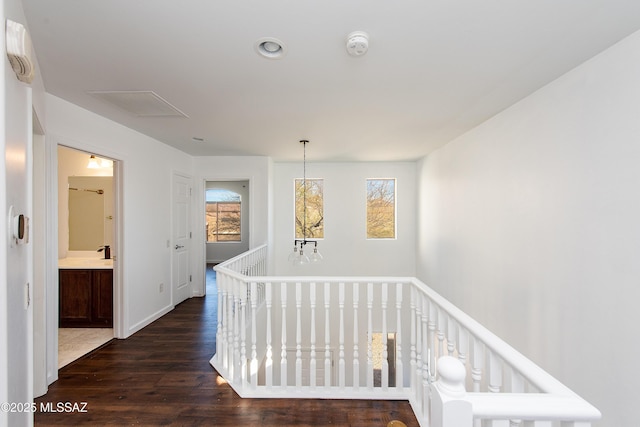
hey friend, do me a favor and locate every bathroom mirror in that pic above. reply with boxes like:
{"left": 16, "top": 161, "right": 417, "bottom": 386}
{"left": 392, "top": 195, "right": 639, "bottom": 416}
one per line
{"left": 68, "top": 176, "right": 112, "bottom": 251}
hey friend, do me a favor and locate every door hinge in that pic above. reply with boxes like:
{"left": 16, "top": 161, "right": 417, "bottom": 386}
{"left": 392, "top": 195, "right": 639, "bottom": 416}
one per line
{"left": 189, "top": 231, "right": 192, "bottom": 238}
{"left": 189, "top": 274, "right": 192, "bottom": 282}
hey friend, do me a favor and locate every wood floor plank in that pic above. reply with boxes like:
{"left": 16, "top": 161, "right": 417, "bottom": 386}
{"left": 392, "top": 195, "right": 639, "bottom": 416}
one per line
{"left": 35, "top": 291, "right": 419, "bottom": 426}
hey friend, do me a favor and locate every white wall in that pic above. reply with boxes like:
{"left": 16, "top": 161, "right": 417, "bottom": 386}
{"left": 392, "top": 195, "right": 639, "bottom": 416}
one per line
{"left": 417, "top": 29, "right": 640, "bottom": 426}
{"left": 45, "top": 94, "right": 193, "bottom": 338}
{"left": 275, "top": 162, "right": 416, "bottom": 276}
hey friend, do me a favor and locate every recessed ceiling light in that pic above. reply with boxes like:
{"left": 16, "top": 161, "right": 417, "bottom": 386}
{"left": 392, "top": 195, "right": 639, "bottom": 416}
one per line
{"left": 255, "top": 37, "right": 287, "bottom": 59}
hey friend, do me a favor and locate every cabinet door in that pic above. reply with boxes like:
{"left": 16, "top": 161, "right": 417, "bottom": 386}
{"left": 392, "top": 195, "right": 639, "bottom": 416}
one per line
{"left": 59, "top": 269, "right": 92, "bottom": 327}
{"left": 92, "top": 270, "right": 113, "bottom": 327}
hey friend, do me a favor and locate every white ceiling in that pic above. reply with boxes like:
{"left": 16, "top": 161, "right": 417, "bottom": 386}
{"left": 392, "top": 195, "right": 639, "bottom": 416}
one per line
{"left": 21, "top": 0, "right": 640, "bottom": 161}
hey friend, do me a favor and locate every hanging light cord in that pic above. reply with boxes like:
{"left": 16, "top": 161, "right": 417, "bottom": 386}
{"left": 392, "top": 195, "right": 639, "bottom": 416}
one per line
{"left": 302, "top": 140, "right": 307, "bottom": 242}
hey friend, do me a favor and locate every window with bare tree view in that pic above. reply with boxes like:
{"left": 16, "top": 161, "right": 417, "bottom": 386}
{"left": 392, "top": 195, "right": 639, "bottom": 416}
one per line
{"left": 295, "top": 179, "right": 324, "bottom": 239}
{"left": 206, "top": 189, "right": 241, "bottom": 242}
{"left": 367, "top": 179, "right": 396, "bottom": 239}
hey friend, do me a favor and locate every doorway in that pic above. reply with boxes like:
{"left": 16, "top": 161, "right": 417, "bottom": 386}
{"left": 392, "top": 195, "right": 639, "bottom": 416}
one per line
{"left": 205, "top": 181, "right": 250, "bottom": 264}
{"left": 56, "top": 146, "right": 117, "bottom": 368}
{"left": 204, "top": 180, "right": 249, "bottom": 299}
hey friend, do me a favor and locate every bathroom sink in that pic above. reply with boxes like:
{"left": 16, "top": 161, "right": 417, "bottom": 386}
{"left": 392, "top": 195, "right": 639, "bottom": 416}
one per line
{"left": 58, "top": 257, "right": 113, "bottom": 269}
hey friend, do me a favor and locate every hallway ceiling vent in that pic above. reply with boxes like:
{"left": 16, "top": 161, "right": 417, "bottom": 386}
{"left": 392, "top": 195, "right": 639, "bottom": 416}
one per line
{"left": 88, "top": 90, "right": 188, "bottom": 117}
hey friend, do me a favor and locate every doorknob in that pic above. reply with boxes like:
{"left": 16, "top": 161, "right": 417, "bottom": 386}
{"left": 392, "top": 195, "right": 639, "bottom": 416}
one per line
{"left": 175, "top": 244, "right": 184, "bottom": 250}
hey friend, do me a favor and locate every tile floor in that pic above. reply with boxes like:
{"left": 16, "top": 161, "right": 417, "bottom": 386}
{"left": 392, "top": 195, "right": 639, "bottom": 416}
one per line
{"left": 58, "top": 328, "right": 113, "bottom": 368}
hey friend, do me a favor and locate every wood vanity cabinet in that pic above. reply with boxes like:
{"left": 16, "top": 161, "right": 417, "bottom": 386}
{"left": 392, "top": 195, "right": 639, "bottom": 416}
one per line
{"left": 59, "top": 269, "right": 113, "bottom": 327}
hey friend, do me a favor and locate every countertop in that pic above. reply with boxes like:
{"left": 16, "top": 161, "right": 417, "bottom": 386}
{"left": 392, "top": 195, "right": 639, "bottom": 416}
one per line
{"left": 58, "top": 257, "right": 113, "bottom": 269}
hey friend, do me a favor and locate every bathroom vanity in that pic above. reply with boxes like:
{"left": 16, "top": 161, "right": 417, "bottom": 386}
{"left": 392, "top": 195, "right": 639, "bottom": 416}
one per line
{"left": 58, "top": 258, "right": 113, "bottom": 328}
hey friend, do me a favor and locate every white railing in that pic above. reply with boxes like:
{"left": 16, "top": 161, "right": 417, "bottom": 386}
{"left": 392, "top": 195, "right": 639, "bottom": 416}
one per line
{"left": 210, "top": 245, "right": 600, "bottom": 427}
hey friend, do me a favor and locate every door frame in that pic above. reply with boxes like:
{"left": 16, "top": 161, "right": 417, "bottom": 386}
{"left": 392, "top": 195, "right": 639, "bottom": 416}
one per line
{"left": 199, "top": 176, "right": 253, "bottom": 296}
{"left": 40, "top": 137, "right": 124, "bottom": 386}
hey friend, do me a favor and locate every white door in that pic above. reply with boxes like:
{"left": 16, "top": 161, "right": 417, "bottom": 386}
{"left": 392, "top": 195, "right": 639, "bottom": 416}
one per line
{"left": 172, "top": 173, "right": 192, "bottom": 305}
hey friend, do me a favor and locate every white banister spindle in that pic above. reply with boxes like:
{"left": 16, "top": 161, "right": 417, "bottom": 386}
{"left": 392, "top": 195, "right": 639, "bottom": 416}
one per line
{"left": 250, "top": 281, "right": 258, "bottom": 388}
{"left": 265, "top": 282, "right": 273, "bottom": 388}
{"left": 511, "top": 368, "right": 524, "bottom": 393}
{"left": 339, "top": 282, "right": 346, "bottom": 389}
{"left": 232, "top": 280, "right": 241, "bottom": 383}
{"left": 219, "top": 277, "right": 228, "bottom": 371}
{"left": 310, "top": 282, "right": 317, "bottom": 389}
{"left": 240, "top": 283, "right": 247, "bottom": 387}
{"left": 381, "top": 282, "right": 389, "bottom": 390}
{"left": 295, "top": 282, "right": 302, "bottom": 388}
{"left": 457, "top": 327, "right": 469, "bottom": 368}
{"left": 280, "top": 282, "right": 288, "bottom": 389}
{"left": 395, "top": 282, "right": 403, "bottom": 389}
{"left": 471, "top": 336, "right": 484, "bottom": 393}
{"left": 437, "top": 307, "right": 446, "bottom": 359}
{"left": 447, "top": 316, "right": 456, "bottom": 356}
{"left": 410, "top": 285, "right": 417, "bottom": 396}
{"left": 414, "top": 288, "right": 423, "bottom": 405}
{"left": 216, "top": 268, "right": 223, "bottom": 365}
{"left": 353, "top": 283, "right": 360, "bottom": 390}
{"left": 324, "top": 282, "right": 331, "bottom": 389}
{"left": 421, "top": 296, "right": 430, "bottom": 413}
{"left": 428, "top": 301, "right": 437, "bottom": 381}
{"left": 488, "top": 351, "right": 502, "bottom": 393}
{"left": 225, "top": 278, "right": 233, "bottom": 375}
{"left": 367, "top": 282, "right": 374, "bottom": 389}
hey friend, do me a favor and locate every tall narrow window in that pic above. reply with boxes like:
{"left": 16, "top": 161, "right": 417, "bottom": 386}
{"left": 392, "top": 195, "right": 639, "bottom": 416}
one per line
{"left": 206, "top": 189, "right": 241, "bottom": 242}
{"left": 295, "top": 179, "right": 324, "bottom": 239}
{"left": 367, "top": 179, "right": 396, "bottom": 239}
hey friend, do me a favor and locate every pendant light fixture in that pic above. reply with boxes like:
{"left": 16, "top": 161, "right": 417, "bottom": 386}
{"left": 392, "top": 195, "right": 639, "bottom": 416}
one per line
{"left": 289, "top": 140, "right": 322, "bottom": 265}
{"left": 87, "top": 155, "right": 100, "bottom": 169}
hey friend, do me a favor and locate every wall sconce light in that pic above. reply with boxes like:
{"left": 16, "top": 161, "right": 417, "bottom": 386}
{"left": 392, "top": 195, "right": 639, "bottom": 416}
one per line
{"left": 87, "top": 155, "right": 100, "bottom": 169}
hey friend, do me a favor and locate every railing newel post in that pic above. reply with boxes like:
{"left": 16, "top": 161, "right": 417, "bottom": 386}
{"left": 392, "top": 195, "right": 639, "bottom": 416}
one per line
{"left": 430, "top": 356, "right": 472, "bottom": 427}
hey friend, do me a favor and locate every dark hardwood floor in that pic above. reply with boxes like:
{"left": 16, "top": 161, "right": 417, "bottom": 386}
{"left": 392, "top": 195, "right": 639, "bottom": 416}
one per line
{"left": 35, "top": 270, "right": 418, "bottom": 426}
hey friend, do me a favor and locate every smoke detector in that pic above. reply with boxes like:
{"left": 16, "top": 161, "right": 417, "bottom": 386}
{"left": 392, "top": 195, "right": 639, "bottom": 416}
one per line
{"left": 346, "top": 31, "right": 369, "bottom": 57}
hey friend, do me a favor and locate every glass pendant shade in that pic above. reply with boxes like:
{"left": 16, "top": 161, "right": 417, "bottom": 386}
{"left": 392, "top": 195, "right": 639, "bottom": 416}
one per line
{"left": 310, "top": 247, "right": 323, "bottom": 263}
{"left": 297, "top": 249, "right": 310, "bottom": 265}
{"left": 288, "top": 246, "right": 298, "bottom": 263}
